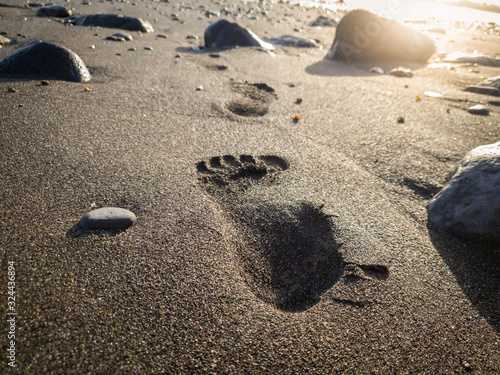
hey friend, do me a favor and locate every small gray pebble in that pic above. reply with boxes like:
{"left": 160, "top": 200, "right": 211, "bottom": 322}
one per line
{"left": 79, "top": 207, "right": 136, "bottom": 230}
{"left": 468, "top": 104, "right": 490, "bottom": 115}
{"left": 144, "top": 46, "right": 153, "bottom": 50}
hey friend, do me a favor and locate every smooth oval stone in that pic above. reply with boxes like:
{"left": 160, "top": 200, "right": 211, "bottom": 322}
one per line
{"left": 428, "top": 141, "right": 500, "bottom": 243}
{"left": 79, "top": 207, "right": 136, "bottom": 230}
{"left": 64, "top": 14, "right": 153, "bottom": 33}
{"left": 204, "top": 19, "right": 273, "bottom": 51}
{"left": 36, "top": 5, "right": 71, "bottom": 17}
{"left": 468, "top": 104, "right": 490, "bottom": 115}
{"left": 327, "top": 9, "right": 435, "bottom": 63}
{"left": 0, "top": 41, "right": 91, "bottom": 82}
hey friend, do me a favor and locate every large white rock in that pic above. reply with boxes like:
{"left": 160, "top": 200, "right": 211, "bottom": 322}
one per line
{"left": 428, "top": 141, "right": 500, "bottom": 243}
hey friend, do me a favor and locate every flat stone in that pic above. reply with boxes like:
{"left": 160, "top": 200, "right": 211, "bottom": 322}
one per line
{"left": 64, "top": 14, "right": 153, "bottom": 33}
{"left": 79, "top": 207, "right": 136, "bottom": 230}
{"left": 444, "top": 52, "right": 500, "bottom": 67}
{"left": 428, "top": 141, "right": 500, "bottom": 243}
{"left": 327, "top": 9, "right": 435, "bottom": 63}
{"left": 465, "top": 76, "right": 500, "bottom": 97}
{"left": 265, "top": 35, "right": 319, "bottom": 48}
{"left": 36, "top": 5, "right": 71, "bottom": 17}
{"left": 0, "top": 41, "right": 91, "bottom": 82}
{"left": 204, "top": 19, "right": 273, "bottom": 51}
{"left": 468, "top": 104, "right": 490, "bottom": 115}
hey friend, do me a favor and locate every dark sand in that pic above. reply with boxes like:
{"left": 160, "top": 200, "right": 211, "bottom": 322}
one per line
{"left": 1, "top": 0, "right": 499, "bottom": 373}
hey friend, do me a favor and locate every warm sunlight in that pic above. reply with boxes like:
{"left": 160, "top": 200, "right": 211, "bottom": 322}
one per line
{"left": 317, "top": 0, "right": 500, "bottom": 24}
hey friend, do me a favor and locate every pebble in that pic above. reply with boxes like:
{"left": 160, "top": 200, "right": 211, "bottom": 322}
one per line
{"left": 144, "top": 46, "right": 153, "bottom": 50}
{"left": 157, "top": 34, "right": 167, "bottom": 38}
{"left": 0, "top": 35, "right": 11, "bottom": 45}
{"left": 468, "top": 104, "right": 490, "bottom": 115}
{"left": 309, "top": 15, "right": 338, "bottom": 27}
{"left": 79, "top": 207, "right": 136, "bottom": 230}
{"left": 389, "top": 67, "right": 413, "bottom": 78}
{"left": 106, "top": 32, "right": 133, "bottom": 42}
{"left": 196, "top": 85, "right": 203, "bottom": 91}
{"left": 428, "top": 141, "right": 500, "bottom": 243}
{"left": 369, "top": 66, "right": 384, "bottom": 74}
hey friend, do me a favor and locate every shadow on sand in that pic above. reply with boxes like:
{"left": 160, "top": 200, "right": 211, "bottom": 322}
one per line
{"left": 305, "top": 58, "right": 428, "bottom": 77}
{"left": 428, "top": 223, "right": 500, "bottom": 333}
{"left": 66, "top": 223, "right": 128, "bottom": 238}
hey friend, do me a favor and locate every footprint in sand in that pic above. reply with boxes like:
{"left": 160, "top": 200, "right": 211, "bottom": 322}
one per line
{"left": 197, "top": 154, "right": 347, "bottom": 312}
{"left": 225, "top": 82, "right": 277, "bottom": 117}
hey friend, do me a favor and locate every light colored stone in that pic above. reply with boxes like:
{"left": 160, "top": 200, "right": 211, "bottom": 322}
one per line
{"left": 468, "top": 104, "right": 490, "bottom": 115}
{"left": 428, "top": 141, "right": 500, "bottom": 243}
{"left": 79, "top": 207, "right": 136, "bottom": 230}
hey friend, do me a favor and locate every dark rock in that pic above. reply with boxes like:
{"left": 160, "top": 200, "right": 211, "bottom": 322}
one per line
{"left": 79, "top": 207, "right": 136, "bottom": 230}
{"left": 0, "top": 41, "right": 91, "bottom": 82}
{"left": 309, "top": 15, "right": 337, "bottom": 27}
{"left": 36, "top": 5, "right": 71, "bottom": 17}
{"left": 428, "top": 141, "right": 500, "bottom": 243}
{"left": 327, "top": 9, "right": 435, "bottom": 63}
{"left": 204, "top": 19, "right": 273, "bottom": 50}
{"left": 265, "top": 35, "right": 319, "bottom": 48}
{"left": 465, "top": 86, "right": 500, "bottom": 97}
{"left": 63, "top": 14, "right": 154, "bottom": 33}
{"left": 465, "top": 76, "right": 500, "bottom": 97}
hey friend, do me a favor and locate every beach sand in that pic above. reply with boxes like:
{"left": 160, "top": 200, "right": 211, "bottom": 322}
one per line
{"left": 0, "top": 0, "right": 499, "bottom": 373}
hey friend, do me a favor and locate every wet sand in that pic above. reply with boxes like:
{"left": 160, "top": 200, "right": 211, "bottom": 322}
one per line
{"left": 0, "top": 0, "right": 499, "bottom": 373}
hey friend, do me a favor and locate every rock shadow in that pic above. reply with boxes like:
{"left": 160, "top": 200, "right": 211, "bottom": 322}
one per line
{"left": 66, "top": 223, "right": 128, "bottom": 238}
{"left": 428, "top": 223, "right": 500, "bottom": 332}
{"left": 306, "top": 58, "right": 427, "bottom": 77}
